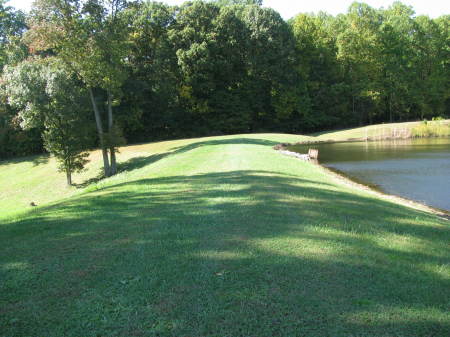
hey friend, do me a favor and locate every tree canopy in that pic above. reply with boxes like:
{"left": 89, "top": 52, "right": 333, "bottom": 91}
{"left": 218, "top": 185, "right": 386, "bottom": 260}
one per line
{"left": 0, "top": 0, "right": 449, "bottom": 166}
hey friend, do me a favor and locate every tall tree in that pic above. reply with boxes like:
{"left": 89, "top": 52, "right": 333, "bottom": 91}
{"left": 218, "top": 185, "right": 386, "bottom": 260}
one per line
{"left": 25, "top": 0, "right": 129, "bottom": 177}
{"left": 125, "top": 1, "right": 180, "bottom": 141}
{"left": 291, "top": 13, "right": 347, "bottom": 130}
{"left": 213, "top": 0, "right": 262, "bottom": 6}
{"left": 0, "top": 0, "right": 26, "bottom": 68}
{"left": 410, "top": 15, "right": 450, "bottom": 118}
{"left": 335, "top": 2, "right": 383, "bottom": 125}
{"left": 170, "top": 1, "right": 253, "bottom": 134}
{"left": 0, "top": 0, "right": 34, "bottom": 160}
{"left": 239, "top": 5, "right": 298, "bottom": 131}
{"left": 378, "top": 2, "right": 416, "bottom": 122}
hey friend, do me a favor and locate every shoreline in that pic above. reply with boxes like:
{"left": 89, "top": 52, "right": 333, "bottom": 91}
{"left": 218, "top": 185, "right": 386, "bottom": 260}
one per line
{"left": 274, "top": 134, "right": 450, "bottom": 150}
{"left": 317, "top": 162, "right": 450, "bottom": 221}
{"left": 276, "top": 143, "right": 450, "bottom": 221}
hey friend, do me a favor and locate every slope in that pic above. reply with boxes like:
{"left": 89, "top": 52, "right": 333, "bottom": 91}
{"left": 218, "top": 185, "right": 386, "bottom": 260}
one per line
{"left": 1, "top": 132, "right": 449, "bottom": 336}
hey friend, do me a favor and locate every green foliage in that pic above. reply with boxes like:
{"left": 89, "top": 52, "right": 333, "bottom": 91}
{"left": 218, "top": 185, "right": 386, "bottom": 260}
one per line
{"left": 23, "top": 0, "right": 134, "bottom": 176}
{"left": 213, "top": 0, "right": 262, "bottom": 5}
{"left": 26, "top": 0, "right": 129, "bottom": 92}
{"left": 168, "top": 1, "right": 298, "bottom": 134}
{"left": 42, "top": 116, "right": 90, "bottom": 178}
{"left": 103, "top": 124, "right": 126, "bottom": 149}
{"left": 290, "top": 13, "right": 345, "bottom": 129}
{"left": 0, "top": 0, "right": 449, "bottom": 159}
{"left": 3, "top": 57, "right": 93, "bottom": 183}
{"left": 0, "top": 106, "right": 43, "bottom": 158}
{"left": 0, "top": 1, "right": 32, "bottom": 159}
{"left": 432, "top": 116, "right": 446, "bottom": 121}
{"left": 0, "top": 0, "right": 26, "bottom": 68}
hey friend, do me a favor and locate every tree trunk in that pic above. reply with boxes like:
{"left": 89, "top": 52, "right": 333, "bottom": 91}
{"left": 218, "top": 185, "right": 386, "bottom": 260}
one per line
{"left": 89, "top": 87, "right": 111, "bottom": 177}
{"left": 66, "top": 169, "right": 72, "bottom": 186}
{"left": 107, "top": 90, "right": 117, "bottom": 175}
{"left": 110, "top": 148, "right": 117, "bottom": 175}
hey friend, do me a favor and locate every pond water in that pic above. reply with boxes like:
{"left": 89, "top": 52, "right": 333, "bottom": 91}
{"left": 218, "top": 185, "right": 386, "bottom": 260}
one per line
{"left": 288, "top": 138, "right": 450, "bottom": 211}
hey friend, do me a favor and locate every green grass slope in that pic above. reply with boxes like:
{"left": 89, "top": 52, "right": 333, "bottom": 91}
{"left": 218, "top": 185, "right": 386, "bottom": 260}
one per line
{"left": 1, "top": 120, "right": 448, "bottom": 218}
{"left": 0, "top": 134, "right": 302, "bottom": 219}
{"left": 1, "top": 127, "right": 449, "bottom": 336}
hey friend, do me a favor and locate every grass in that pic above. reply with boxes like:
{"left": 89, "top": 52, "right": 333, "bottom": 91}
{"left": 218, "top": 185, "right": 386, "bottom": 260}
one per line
{"left": 309, "top": 119, "right": 450, "bottom": 142}
{"left": 412, "top": 120, "right": 450, "bottom": 138}
{"left": 1, "top": 123, "right": 449, "bottom": 336}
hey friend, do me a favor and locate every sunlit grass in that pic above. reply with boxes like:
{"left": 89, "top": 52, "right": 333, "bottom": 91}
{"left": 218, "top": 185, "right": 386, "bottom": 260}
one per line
{"left": 2, "top": 120, "right": 449, "bottom": 219}
{"left": 412, "top": 120, "right": 450, "bottom": 138}
{"left": 1, "top": 124, "right": 449, "bottom": 336}
{"left": 309, "top": 119, "right": 450, "bottom": 142}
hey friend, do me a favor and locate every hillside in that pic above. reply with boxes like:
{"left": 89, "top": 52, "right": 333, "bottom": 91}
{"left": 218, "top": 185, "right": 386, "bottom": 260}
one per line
{"left": 1, "top": 120, "right": 442, "bottom": 219}
{"left": 1, "top": 124, "right": 449, "bottom": 336}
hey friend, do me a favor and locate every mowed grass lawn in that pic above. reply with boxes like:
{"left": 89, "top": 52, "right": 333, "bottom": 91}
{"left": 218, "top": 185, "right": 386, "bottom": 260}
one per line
{"left": 1, "top": 128, "right": 449, "bottom": 336}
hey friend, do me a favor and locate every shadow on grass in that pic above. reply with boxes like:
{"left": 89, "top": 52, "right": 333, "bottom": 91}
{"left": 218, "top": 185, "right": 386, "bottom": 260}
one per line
{"left": 0, "top": 153, "right": 50, "bottom": 166}
{"left": 1, "top": 171, "right": 449, "bottom": 336}
{"left": 73, "top": 171, "right": 105, "bottom": 189}
{"left": 306, "top": 126, "right": 358, "bottom": 138}
{"left": 168, "top": 138, "right": 279, "bottom": 154}
{"left": 117, "top": 153, "right": 169, "bottom": 174}
{"left": 74, "top": 153, "right": 171, "bottom": 188}
{"left": 75, "top": 138, "right": 281, "bottom": 183}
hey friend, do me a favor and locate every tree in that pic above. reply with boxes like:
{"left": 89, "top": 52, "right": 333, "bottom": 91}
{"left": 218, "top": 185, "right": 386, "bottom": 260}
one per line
{"left": 378, "top": 2, "right": 416, "bottom": 122}
{"left": 335, "top": 3, "right": 384, "bottom": 125}
{"left": 168, "top": 1, "right": 299, "bottom": 134}
{"left": 2, "top": 0, "right": 448, "bottom": 161}
{"left": 125, "top": 1, "right": 181, "bottom": 141}
{"left": 0, "top": 0, "right": 26, "bottom": 68}
{"left": 3, "top": 58, "right": 92, "bottom": 185}
{"left": 42, "top": 111, "right": 91, "bottom": 186}
{"left": 25, "top": 0, "right": 130, "bottom": 177}
{"left": 0, "top": 0, "right": 35, "bottom": 160}
{"left": 213, "top": 0, "right": 262, "bottom": 6}
{"left": 238, "top": 5, "right": 298, "bottom": 131}
{"left": 290, "top": 13, "right": 346, "bottom": 130}
{"left": 409, "top": 15, "right": 450, "bottom": 119}
{"left": 169, "top": 1, "right": 252, "bottom": 134}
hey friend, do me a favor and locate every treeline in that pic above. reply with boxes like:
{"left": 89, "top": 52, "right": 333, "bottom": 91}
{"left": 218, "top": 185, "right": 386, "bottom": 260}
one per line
{"left": 0, "top": 1, "right": 449, "bottom": 172}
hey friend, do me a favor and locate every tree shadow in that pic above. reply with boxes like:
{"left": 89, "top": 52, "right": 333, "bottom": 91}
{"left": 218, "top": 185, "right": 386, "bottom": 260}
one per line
{"left": 1, "top": 170, "right": 449, "bottom": 336}
{"left": 168, "top": 138, "right": 279, "bottom": 155}
{"left": 306, "top": 125, "right": 364, "bottom": 138}
{"left": 72, "top": 170, "right": 105, "bottom": 189}
{"left": 117, "top": 153, "right": 170, "bottom": 174}
{"left": 0, "top": 153, "right": 50, "bottom": 167}
{"left": 74, "top": 153, "right": 170, "bottom": 188}
{"left": 75, "top": 138, "right": 280, "bottom": 183}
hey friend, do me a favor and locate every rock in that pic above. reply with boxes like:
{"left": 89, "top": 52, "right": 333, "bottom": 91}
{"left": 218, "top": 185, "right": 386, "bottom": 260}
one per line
{"left": 278, "top": 150, "right": 310, "bottom": 161}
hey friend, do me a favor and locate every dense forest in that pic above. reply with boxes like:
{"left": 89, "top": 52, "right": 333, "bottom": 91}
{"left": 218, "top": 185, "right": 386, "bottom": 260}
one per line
{"left": 0, "top": 0, "right": 448, "bottom": 171}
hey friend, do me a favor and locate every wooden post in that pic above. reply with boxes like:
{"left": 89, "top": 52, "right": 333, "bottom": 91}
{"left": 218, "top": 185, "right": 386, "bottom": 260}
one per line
{"left": 308, "top": 149, "right": 319, "bottom": 160}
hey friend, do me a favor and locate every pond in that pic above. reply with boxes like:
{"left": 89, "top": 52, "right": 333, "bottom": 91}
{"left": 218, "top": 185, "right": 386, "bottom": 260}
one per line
{"left": 288, "top": 138, "right": 450, "bottom": 212}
